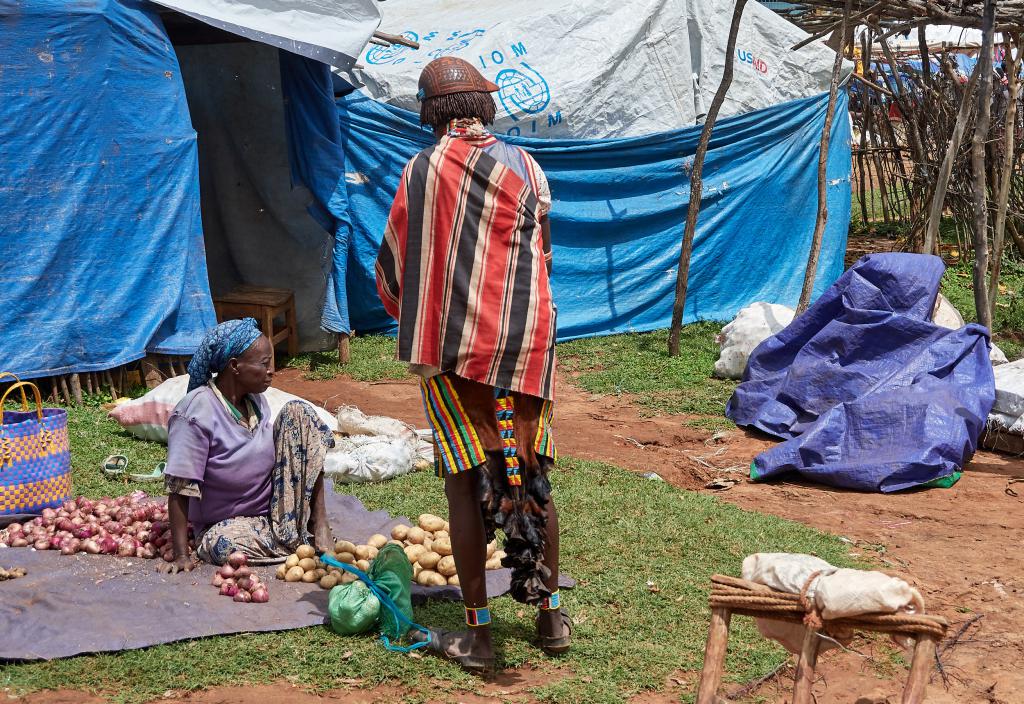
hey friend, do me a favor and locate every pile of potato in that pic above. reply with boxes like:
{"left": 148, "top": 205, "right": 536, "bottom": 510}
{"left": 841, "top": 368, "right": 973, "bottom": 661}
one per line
{"left": 390, "top": 513, "right": 505, "bottom": 588}
{"left": 274, "top": 513, "right": 506, "bottom": 590}
{"left": 275, "top": 544, "right": 359, "bottom": 590}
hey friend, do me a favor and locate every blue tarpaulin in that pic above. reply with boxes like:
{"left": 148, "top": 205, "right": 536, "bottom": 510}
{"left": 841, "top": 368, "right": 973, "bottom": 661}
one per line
{"left": 0, "top": 0, "right": 216, "bottom": 379}
{"left": 281, "top": 59, "right": 852, "bottom": 339}
{"left": 726, "top": 253, "right": 996, "bottom": 492}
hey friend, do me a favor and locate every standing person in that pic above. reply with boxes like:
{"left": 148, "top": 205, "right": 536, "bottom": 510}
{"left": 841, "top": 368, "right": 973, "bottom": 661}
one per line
{"left": 375, "top": 57, "right": 569, "bottom": 673}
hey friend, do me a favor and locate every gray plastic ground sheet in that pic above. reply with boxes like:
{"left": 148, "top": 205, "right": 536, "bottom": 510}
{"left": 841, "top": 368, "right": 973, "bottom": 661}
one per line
{"left": 0, "top": 492, "right": 572, "bottom": 661}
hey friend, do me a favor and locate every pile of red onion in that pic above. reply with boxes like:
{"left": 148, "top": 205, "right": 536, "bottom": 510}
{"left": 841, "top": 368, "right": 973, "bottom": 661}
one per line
{"left": 212, "top": 551, "right": 269, "bottom": 603}
{"left": 0, "top": 492, "right": 191, "bottom": 561}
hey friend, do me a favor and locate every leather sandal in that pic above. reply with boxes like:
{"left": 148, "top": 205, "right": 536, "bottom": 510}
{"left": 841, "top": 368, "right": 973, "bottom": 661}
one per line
{"left": 410, "top": 626, "right": 497, "bottom": 675}
{"left": 536, "top": 609, "right": 573, "bottom": 655}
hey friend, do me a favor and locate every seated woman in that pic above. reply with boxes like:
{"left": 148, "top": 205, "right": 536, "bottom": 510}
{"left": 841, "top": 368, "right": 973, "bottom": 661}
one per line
{"left": 159, "top": 318, "right": 335, "bottom": 574}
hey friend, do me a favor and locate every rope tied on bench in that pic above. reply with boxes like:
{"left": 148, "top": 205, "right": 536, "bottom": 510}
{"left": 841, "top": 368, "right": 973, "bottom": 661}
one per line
{"left": 708, "top": 573, "right": 948, "bottom": 640}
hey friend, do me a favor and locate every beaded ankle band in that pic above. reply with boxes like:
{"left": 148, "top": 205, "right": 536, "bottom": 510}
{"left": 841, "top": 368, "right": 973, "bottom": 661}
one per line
{"left": 466, "top": 606, "right": 492, "bottom": 627}
{"left": 539, "top": 591, "right": 560, "bottom": 611}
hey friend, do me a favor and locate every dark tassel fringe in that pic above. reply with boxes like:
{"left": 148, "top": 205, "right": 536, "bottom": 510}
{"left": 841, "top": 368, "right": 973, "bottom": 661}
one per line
{"left": 477, "top": 450, "right": 508, "bottom": 544}
{"left": 481, "top": 454, "right": 555, "bottom": 606}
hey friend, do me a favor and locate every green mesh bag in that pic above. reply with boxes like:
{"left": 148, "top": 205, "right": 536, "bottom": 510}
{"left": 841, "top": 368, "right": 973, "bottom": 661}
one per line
{"left": 368, "top": 543, "right": 414, "bottom": 640}
{"left": 328, "top": 580, "right": 381, "bottom": 635}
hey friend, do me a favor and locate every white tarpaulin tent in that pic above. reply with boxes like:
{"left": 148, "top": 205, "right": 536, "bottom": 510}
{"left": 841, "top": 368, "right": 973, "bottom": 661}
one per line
{"left": 351, "top": 0, "right": 850, "bottom": 139}
{"left": 152, "top": 0, "right": 381, "bottom": 68}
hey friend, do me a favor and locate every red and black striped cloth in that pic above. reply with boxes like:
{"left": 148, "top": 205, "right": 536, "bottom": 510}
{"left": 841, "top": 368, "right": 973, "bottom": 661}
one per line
{"left": 375, "top": 135, "right": 557, "bottom": 401}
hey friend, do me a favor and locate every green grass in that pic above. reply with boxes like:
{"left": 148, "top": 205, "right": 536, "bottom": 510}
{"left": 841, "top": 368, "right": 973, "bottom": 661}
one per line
{"left": 0, "top": 404, "right": 851, "bottom": 704}
{"left": 283, "top": 335, "right": 409, "bottom": 382}
{"left": 941, "top": 258, "right": 1024, "bottom": 361}
{"left": 282, "top": 326, "right": 738, "bottom": 421}
{"left": 61, "top": 395, "right": 169, "bottom": 499}
{"left": 558, "top": 323, "right": 738, "bottom": 419}
{"left": 850, "top": 183, "right": 911, "bottom": 237}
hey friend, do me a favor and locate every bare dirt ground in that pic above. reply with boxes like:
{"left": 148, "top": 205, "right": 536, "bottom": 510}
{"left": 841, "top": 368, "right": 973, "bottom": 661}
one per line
{"left": 21, "top": 370, "right": 1022, "bottom": 704}
{"left": 273, "top": 370, "right": 1024, "bottom": 704}
{"left": 20, "top": 668, "right": 557, "bottom": 704}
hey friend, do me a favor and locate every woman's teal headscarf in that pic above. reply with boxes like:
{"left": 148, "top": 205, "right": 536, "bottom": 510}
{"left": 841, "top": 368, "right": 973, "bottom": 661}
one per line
{"left": 187, "top": 318, "right": 263, "bottom": 392}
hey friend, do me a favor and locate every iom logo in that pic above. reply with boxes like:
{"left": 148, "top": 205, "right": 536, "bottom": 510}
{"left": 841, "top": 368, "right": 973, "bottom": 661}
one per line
{"left": 737, "top": 49, "right": 769, "bottom": 76}
{"left": 495, "top": 62, "right": 550, "bottom": 119}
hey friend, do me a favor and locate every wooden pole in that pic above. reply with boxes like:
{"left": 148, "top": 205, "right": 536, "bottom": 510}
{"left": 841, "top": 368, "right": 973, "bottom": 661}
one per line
{"left": 971, "top": 0, "right": 997, "bottom": 332}
{"left": 789, "top": 1, "right": 882, "bottom": 52}
{"left": 58, "top": 376, "right": 72, "bottom": 407}
{"left": 695, "top": 608, "right": 731, "bottom": 704}
{"left": 856, "top": 133, "right": 869, "bottom": 228}
{"left": 850, "top": 71, "right": 896, "bottom": 99}
{"left": 792, "top": 627, "right": 822, "bottom": 704}
{"left": 141, "top": 356, "right": 164, "bottom": 389}
{"left": 864, "top": 91, "right": 894, "bottom": 225}
{"left": 68, "top": 374, "right": 83, "bottom": 406}
{"left": 337, "top": 333, "right": 351, "bottom": 365}
{"left": 1009, "top": 220, "right": 1024, "bottom": 259}
{"left": 917, "top": 24, "right": 931, "bottom": 89}
{"left": 795, "top": 0, "right": 851, "bottom": 314}
{"left": 667, "top": 0, "right": 748, "bottom": 356}
{"left": 875, "top": 90, "right": 910, "bottom": 223}
{"left": 922, "top": 61, "right": 982, "bottom": 255}
{"left": 989, "top": 33, "right": 1020, "bottom": 321}
{"left": 871, "top": 27, "right": 930, "bottom": 231}
{"left": 104, "top": 370, "right": 118, "bottom": 399}
{"left": 856, "top": 29, "right": 872, "bottom": 229}
{"left": 901, "top": 635, "right": 937, "bottom": 704}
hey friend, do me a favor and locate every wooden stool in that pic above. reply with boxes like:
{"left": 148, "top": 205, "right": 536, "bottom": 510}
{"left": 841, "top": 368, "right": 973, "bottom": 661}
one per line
{"left": 697, "top": 574, "right": 948, "bottom": 704}
{"left": 213, "top": 285, "right": 298, "bottom": 371}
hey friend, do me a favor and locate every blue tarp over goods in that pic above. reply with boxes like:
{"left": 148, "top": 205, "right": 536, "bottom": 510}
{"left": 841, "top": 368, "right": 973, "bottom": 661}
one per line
{"left": 0, "top": 1, "right": 216, "bottom": 379}
{"left": 281, "top": 60, "right": 853, "bottom": 339}
{"left": 726, "top": 253, "right": 996, "bottom": 492}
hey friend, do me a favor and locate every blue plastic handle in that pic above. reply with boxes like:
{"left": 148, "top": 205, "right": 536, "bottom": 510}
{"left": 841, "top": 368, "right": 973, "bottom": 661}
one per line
{"left": 320, "top": 553, "right": 431, "bottom": 652}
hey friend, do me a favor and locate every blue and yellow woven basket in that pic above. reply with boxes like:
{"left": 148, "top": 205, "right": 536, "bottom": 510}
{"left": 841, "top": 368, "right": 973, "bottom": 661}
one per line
{"left": 0, "top": 380, "right": 71, "bottom": 516}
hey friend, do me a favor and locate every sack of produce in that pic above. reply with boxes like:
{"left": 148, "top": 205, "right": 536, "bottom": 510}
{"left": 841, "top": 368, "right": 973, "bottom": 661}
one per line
{"left": 328, "top": 580, "right": 381, "bottom": 635}
{"left": 368, "top": 543, "right": 414, "bottom": 640}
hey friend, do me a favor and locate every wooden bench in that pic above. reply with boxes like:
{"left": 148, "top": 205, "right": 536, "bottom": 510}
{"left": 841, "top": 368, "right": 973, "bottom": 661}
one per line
{"left": 213, "top": 286, "right": 298, "bottom": 371}
{"left": 697, "top": 574, "right": 948, "bottom": 704}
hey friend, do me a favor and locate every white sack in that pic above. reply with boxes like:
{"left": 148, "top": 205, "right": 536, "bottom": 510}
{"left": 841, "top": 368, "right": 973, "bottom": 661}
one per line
{"left": 326, "top": 435, "right": 417, "bottom": 483}
{"left": 151, "top": 0, "right": 380, "bottom": 68}
{"left": 814, "top": 568, "right": 924, "bottom": 620}
{"left": 326, "top": 405, "right": 433, "bottom": 483}
{"left": 991, "top": 342, "right": 1009, "bottom": 366}
{"left": 354, "top": 0, "right": 849, "bottom": 139}
{"left": 741, "top": 553, "right": 839, "bottom": 654}
{"left": 931, "top": 293, "right": 965, "bottom": 330}
{"left": 741, "top": 553, "right": 837, "bottom": 594}
{"left": 988, "top": 358, "right": 1024, "bottom": 434}
{"left": 108, "top": 375, "right": 337, "bottom": 444}
{"left": 742, "top": 553, "right": 922, "bottom": 654}
{"left": 336, "top": 405, "right": 417, "bottom": 441}
{"left": 714, "top": 302, "right": 795, "bottom": 379}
